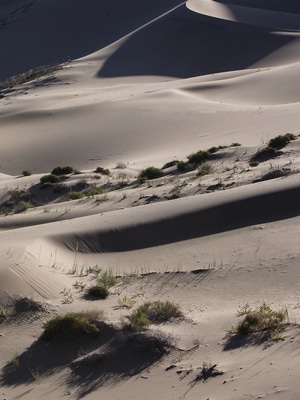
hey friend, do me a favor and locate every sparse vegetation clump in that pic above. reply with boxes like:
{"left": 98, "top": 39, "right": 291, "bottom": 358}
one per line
{"left": 197, "top": 163, "right": 214, "bottom": 176}
{"left": 86, "top": 270, "right": 117, "bottom": 299}
{"left": 22, "top": 169, "right": 32, "bottom": 176}
{"left": 95, "top": 166, "right": 110, "bottom": 175}
{"left": 268, "top": 133, "right": 296, "bottom": 149}
{"left": 231, "top": 302, "right": 289, "bottom": 336}
{"left": 40, "top": 174, "right": 59, "bottom": 185}
{"left": 138, "top": 167, "right": 164, "bottom": 183}
{"left": 51, "top": 166, "right": 74, "bottom": 176}
{"left": 40, "top": 312, "right": 101, "bottom": 341}
{"left": 87, "top": 285, "right": 109, "bottom": 299}
{"left": 128, "top": 301, "right": 183, "bottom": 330}
{"left": 64, "top": 191, "right": 84, "bottom": 201}
{"left": 0, "top": 63, "right": 61, "bottom": 93}
{"left": 187, "top": 150, "right": 210, "bottom": 165}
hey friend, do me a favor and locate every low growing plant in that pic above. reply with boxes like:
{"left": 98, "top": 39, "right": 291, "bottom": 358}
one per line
{"left": 268, "top": 133, "right": 296, "bottom": 149}
{"left": 138, "top": 167, "right": 164, "bottom": 183}
{"left": 40, "top": 312, "right": 100, "bottom": 341}
{"left": 87, "top": 285, "right": 109, "bottom": 299}
{"left": 232, "top": 302, "right": 289, "bottom": 336}
{"left": 128, "top": 301, "right": 183, "bottom": 330}
{"left": 51, "top": 165, "right": 74, "bottom": 176}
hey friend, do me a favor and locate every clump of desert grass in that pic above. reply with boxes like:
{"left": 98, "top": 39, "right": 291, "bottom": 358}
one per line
{"left": 230, "top": 302, "right": 289, "bottom": 337}
{"left": 127, "top": 300, "right": 183, "bottom": 330}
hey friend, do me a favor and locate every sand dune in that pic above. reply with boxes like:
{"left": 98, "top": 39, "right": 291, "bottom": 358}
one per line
{"left": 1, "top": 0, "right": 300, "bottom": 399}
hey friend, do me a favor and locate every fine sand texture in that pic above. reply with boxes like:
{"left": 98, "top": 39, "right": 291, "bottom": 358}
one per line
{"left": 1, "top": 0, "right": 300, "bottom": 399}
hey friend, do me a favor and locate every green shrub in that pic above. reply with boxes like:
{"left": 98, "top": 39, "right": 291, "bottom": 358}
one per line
{"left": 40, "top": 174, "right": 59, "bottom": 185}
{"left": 18, "top": 201, "right": 33, "bottom": 212}
{"left": 87, "top": 285, "right": 109, "bottom": 299}
{"left": 85, "top": 186, "right": 103, "bottom": 197}
{"left": 268, "top": 133, "right": 296, "bottom": 149}
{"left": 128, "top": 301, "right": 183, "bottom": 330}
{"left": 40, "top": 312, "right": 100, "bottom": 341}
{"left": 97, "top": 270, "right": 117, "bottom": 290}
{"left": 177, "top": 161, "right": 188, "bottom": 172}
{"left": 249, "top": 161, "right": 259, "bottom": 167}
{"left": 197, "top": 163, "right": 214, "bottom": 176}
{"left": 187, "top": 150, "right": 210, "bottom": 165}
{"left": 22, "top": 170, "right": 32, "bottom": 176}
{"left": 51, "top": 166, "right": 74, "bottom": 176}
{"left": 0, "top": 63, "right": 61, "bottom": 91}
{"left": 138, "top": 167, "right": 164, "bottom": 183}
{"left": 65, "top": 191, "right": 84, "bottom": 200}
{"left": 233, "top": 303, "right": 289, "bottom": 336}
{"left": 95, "top": 167, "right": 110, "bottom": 175}
{"left": 162, "top": 160, "right": 179, "bottom": 169}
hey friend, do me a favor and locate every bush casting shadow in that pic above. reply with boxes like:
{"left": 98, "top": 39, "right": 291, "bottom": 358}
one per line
{"left": 0, "top": 325, "right": 170, "bottom": 398}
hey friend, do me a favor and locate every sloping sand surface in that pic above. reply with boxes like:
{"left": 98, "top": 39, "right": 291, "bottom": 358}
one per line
{"left": 1, "top": 0, "right": 300, "bottom": 399}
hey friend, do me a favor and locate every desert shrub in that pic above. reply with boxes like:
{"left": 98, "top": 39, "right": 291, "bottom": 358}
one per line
{"left": 233, "top": 303, "right": 289, "bottom": 335}
{"left": 177, "top": 161, "right": 188, "bottom": 172}
{"left": 249, "top": 161, "right": 259, "bottom": 167}
{"left": 138, "top": 167, "right": 164, "bottom": 183}
{"left": 187, "top": 150, "right": 211, "bottom": 165}
{"left": 197, "top": 163, "right": 214, "bottom": 176}
{"left": 22, "top": 170, "right": 32, "bottom": 176}
{"left": 0, "top": 307, "right": 10, "bottom": 322}
{"left": 127, "top": 308, "right": 151, "bottom": 330}
{"left": 51, "top": 166, "right": 74, "bottom": 176}
{"left": 97, "top": 270, "right": 117, "bottom": 290}
{"left": 85, "top": 186, "right": 103, "bottom": 197}
{"left": 128, "top": 301, "right": 183, "bottom": 330}
{"left": 162, "top": 160, "right": 179, "bottom": 169}
{"left": 0, "top": 63, "right": 61, "bottom": 92}
{"left": 87, "top": 285, "right": 109, "bottom": 299}
{"left": 95, "top": 166, "right": 110, "bottom": 175}
{"left": 65, "top": 191, "right": 84, "bottom": 201}
{"left": 18, "top": 201, "right": 33, "bottom": 212}
{"left": 268, "top": 133, "right": 296, "bottom": 149}
{"left": 40, "top": 312, "right": 100, "bottom": 341}
{"left": 40, "top": 174, "right": 59, "bottom": 185}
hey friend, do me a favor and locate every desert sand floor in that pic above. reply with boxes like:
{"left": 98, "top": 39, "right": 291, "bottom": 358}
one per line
{"left": 0, "top": 0, "right": 300, "bottom": 399}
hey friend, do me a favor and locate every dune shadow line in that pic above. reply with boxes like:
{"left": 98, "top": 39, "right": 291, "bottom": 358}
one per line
{"left": 62, "top": 185, "right": 300, "bottom": 253}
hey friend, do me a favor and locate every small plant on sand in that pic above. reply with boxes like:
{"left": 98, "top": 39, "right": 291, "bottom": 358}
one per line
{"left": 268, "top": 133, "right": 296, "bottom": 149}
{"left": 87, "top": 285, "right": 109, "bottom": 299}
{"left": 40, "top": 174, "right": 59, "bottom": 186}
{"left": 85, "top": 186, "right": 103, "bottom": 197}
{"left": 0, "top": 63, "right": 61, "bottom": 92}
{"left": 61, "top": 288, "right": 74, "bottom": 304}
{"left": 51, "top": 165, "right": 74, "bottom": 176}
{"left": 64, "top": 191, "right": 84, "bottom": 201}
{"left": 11, "top": 352, "right": 20, "bottom": 369}
{"left": 128, "top": 301, "right": 183, "bottom": 330}
{"left": 40, "top": 312, "right": 100, "bottom": 341}
{"left": 138, "top": 167, "right": 164, "bottom": 183}
{"left": 187, "top": 150, "right": 210, "bottom": 165}
{"left": 73, "top": 280, "right": 86, "bottom": 292}
{"left": 194, "top": 362, "right": 224, "bottom": 382}
{"left": 22, "top": 169, "right": 32, "bottom": 176}
{"left": 117, "top": 295, "right": 137, "bottom": 309}
{"left": 95, "top": 166, "right": 110, "bottom": 175}
{"left": 231, "top": 302, "right": 289, "bottom": 336}
{"left": 97, "top": 269, "right": 117, "bottom": 290}
{"left": 197, "top": 163, "right": 214, "bottom": 176}
{"left": 0, "top": 307, "right": 10, "bottom": 322}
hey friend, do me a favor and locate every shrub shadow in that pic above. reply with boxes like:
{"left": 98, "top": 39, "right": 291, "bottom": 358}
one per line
{"left": 223, "top": 331, "right": 270, "bottom": 350}
{"left": 0, "top": 325, "right": 165, "bottom": 398}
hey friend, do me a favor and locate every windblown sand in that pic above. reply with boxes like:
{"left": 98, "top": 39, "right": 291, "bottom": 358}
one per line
{"left": 0, "top": 0, "right": 300, "bottom": 399}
